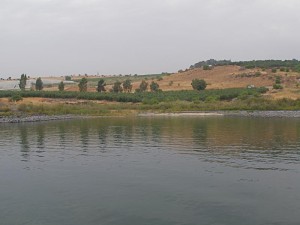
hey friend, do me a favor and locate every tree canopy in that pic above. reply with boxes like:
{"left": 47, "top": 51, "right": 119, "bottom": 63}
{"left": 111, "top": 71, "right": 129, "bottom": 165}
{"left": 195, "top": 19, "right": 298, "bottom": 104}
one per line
{"left": 58, "top": 81, "right": 65, "bottom": 91}
{"left": 122, "top": 79, "right": 132, "bottom": 93}
{"left": 78, "top": 78, "right": 88, "bottom": 92}
{"left": 35, "top": 77, "right": 43, "bottom": 91}
{"left": 19, "top": 74, "right": 27, "bottom": 91}
{"left": 150, "top": 81, "right": 160, "bottom": 92}
{"left": 191, "top": 79, "right": 207, "bottom": 91}
{"left": 97, "top": 79, "right": 106, "bottom": 92}
{"left": 112, "top": 80, "right": 123, "bottom": 93}
{"left": 139, "top": 80, "right": 148, "bottom": 92}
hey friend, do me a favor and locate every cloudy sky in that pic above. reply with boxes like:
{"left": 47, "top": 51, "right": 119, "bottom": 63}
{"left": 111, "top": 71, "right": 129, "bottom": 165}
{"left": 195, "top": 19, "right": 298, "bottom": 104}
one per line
{"left": 1, "top": 0, "right": 300, "bottom": 78}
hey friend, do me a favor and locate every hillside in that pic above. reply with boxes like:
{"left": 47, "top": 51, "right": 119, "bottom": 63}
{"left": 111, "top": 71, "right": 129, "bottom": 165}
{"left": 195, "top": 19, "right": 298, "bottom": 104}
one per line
{"left": 2, "top": 65, "right": 300, "bottom": 100}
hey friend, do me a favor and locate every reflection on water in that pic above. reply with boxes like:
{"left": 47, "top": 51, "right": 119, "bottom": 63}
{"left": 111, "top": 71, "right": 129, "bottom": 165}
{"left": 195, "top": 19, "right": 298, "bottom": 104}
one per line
{"left": 0, "top": 117, "right": 300, "bottom": 225}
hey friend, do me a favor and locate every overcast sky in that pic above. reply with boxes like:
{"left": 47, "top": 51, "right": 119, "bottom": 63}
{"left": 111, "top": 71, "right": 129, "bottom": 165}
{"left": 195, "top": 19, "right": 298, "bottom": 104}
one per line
{"left": 1, "top": 0, "right": 300, "bottom": 78}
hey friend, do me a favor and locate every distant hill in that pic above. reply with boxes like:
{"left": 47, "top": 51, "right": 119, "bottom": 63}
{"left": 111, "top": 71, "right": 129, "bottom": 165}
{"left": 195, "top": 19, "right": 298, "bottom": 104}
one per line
{"left": 189, "top": 59, "right": 300, "bottom": 72}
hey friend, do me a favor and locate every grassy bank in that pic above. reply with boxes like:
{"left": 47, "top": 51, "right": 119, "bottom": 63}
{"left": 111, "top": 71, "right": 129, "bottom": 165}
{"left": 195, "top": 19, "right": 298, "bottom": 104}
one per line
{"left": 1, "top": 87, "right": 300, "bottom": 117}
{"left": 1, "top": 97, "right": 300, "bottom": 117}
{"left": 0, "top": 87, "right": 268, "bottom": 103}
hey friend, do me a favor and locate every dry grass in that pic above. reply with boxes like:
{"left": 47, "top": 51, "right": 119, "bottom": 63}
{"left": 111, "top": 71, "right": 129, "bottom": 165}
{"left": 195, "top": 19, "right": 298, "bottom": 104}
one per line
{"left": 28, "top": 66, "right": 300, "bottom": 99}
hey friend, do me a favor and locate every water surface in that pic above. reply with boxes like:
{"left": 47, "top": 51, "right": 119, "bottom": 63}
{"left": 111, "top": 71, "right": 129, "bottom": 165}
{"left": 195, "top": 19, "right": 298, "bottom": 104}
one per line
{"left": 0, "top": 117, "right": 300, "bottom": 225}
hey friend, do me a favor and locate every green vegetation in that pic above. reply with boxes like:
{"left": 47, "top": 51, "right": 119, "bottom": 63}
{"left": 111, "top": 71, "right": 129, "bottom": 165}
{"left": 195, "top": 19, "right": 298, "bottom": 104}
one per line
{"left": 9, "top": 93, "right": 23, "bottom": 102}
{"left": 97, "top": 79, "right": 106, "bottom": 92}
{"left": 122, "top": 79, "right": 132, "bottom": 93}
{"left": 35, "top": 77, "right": 43, "bottom": 91}
{"left": 19, "top": 74, "right": 27, "bottom": 91}
{"left": 203, "top": 65, "right": 212, "bottom": 70}
{"left": 75, "top": 73, "right": 166, "bottom": 88}
{"left": 138, "top": 80, "right": 148, "bottom": 92}
{"left": 65, "top": 76, "right": 72, "bottom": 81}
{"left": 0, "top": 87, "right": 268, "bottom": 104}
{"left": 112, "top": 80, "right": 123, "bottom": 93}
{"left": 150, "top": 81, "right": 160, "bottom": 92}
{"left": 273, "top": 76, "right": 283, "bottom": 89}
{"left": 78, "top": 78, "right": 88, "bottom": 92}
{"left": 1, "top": 96, "right": 300, "bottom": 117}
{"left": 190, "top": 59, "right": 300, "bottom": 71}
{"left": 191, "top": 79, "right": 207, "bottom": 91}
{"left": 58, "top": 81, "right": 65, "bottom": 91}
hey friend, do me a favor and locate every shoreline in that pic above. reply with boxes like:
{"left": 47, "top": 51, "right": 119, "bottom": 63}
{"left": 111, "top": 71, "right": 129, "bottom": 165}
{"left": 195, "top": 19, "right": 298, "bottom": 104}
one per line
{"left": 0, "top": 115, "right": 89, "bottom": 123}
{"left": 139, "top": 111, "right": 300, "bottom": 118}
{"left": 1, "top": 110, "right": 300, "bottom": 123}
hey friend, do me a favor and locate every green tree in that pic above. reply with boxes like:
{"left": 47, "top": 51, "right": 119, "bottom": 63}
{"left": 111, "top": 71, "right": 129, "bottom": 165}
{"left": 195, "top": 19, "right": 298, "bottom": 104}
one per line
{"left": 78, "top": 78, "right": 88, "bottom": 92}
{"left": 65, "top": 76, "right": 72, "bottom": 81}
{"left": 58, "top": 81, "right": 65, "bottom": 91}
{"left": 139, "top": 80, "right": 148, "bottom": 92}
{"left": 150, "top": 81, "right": 159, "bottom": 92}
{"left": 19, "top": 74, "right": 27, "bottom": 91}
{"left": 122, "top": 79, "right": 132, "bottom": 92}
{"left": 35, "top": 77, "right": 43, "bottom": 91}
{"left": 97, "top": 79, "right": 106, "bottom": 92}
{"left": 191, "top": 79, "right": 207, "bottom": 91}
{"left": 112, "top": 80, "right": 123, "bottom": 93}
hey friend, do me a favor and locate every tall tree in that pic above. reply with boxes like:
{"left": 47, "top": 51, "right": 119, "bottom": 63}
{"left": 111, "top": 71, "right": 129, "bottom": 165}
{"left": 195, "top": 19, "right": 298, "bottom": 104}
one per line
{"left": 112, "top": 80, "right": 123, "bottom": 93}
{"left": 78, "top": 78, "right": 88, "bottom": 92}
{"left": 19, "top": 74, "right": 27, "bottom": 91}
{"left": 122, "top": 79, "right": 132, "bottom": 93}
{"left": 150, "top": 81, "right": 159, "bottom": 92}
{"left": 97, "top": 79, "right": 106, "bottom": 92}
{"left": 139, "top": 80, "right": 148, "bottom": 92}
{"left": 35, "top": 77, "right": 43, "bottom": 91}
{"left": 58, "top": 81, "right": 65, "bottom": 91}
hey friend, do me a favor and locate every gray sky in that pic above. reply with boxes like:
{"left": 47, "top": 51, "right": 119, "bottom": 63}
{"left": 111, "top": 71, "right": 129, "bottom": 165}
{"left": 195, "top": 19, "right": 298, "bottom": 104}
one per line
{"left": 1, "top": 0, "right": 300, "bottom": 78}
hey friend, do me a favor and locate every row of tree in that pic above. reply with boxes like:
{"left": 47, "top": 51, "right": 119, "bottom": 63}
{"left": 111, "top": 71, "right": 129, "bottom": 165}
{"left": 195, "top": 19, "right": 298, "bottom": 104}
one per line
{"left": 18, "top": 75, "right": 207, "bottom": 93}
{"left": 78, "top": 78, "right": 161, "bottom": 93}
{"left": 19, "top": 74, "right": 44, "bottom": 91}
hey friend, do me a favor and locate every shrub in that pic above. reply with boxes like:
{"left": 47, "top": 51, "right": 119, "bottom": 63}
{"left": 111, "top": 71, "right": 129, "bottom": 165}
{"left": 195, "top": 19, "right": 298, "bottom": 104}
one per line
{"left": 191, "top": 79, "right": 207, "bottom": 91}
{"left": 10, "top": 93, "right": 23, "bottom": 102}
{"left": 273, "top": 84, "right": 283, "bottom": 89}
{"left": 255, "top": 72, "right": 261, "bottom": 77}
{"left": 203, "top": 65, "right": 212, "bottom": 70}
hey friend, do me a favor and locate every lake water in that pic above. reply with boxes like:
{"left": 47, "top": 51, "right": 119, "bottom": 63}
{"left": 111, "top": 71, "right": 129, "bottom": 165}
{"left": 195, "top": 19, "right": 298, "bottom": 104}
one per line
{"left": 0, "top": 117, "right": 300, "bottom": 225}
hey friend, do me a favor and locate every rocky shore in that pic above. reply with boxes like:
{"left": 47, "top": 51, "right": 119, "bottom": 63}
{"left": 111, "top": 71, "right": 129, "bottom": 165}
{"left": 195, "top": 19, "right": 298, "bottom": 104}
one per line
{"left": 224, "top": 110, "right": 300, "bottom": 118}
{"left": 1, "top": 111, "right": 300, "bottom": 123}
{"left": 0, "top": 115, "right": 85, "bottom": 123}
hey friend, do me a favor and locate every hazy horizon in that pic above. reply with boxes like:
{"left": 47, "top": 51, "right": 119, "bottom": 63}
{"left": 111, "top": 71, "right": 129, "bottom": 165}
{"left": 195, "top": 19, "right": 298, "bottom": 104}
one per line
{"left": 1, "top": 0, "right": 300, "bottom": 78}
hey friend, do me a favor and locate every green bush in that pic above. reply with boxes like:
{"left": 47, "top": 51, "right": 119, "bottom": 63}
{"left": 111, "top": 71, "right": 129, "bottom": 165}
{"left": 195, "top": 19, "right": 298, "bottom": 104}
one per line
{"left": 273, "top": 84, "right": 283, "bottom": 89}
{"left": 191, "top": 79, "right": 207, "bottom": 91}
{"left": 9, "top": 93, "right": 23, "bottom": 102}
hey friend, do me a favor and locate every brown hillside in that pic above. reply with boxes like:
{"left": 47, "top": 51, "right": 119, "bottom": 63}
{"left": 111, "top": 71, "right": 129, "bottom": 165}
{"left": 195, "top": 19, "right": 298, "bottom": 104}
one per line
{"left": 42, "top": 65, "right": 300, "bottom": 99}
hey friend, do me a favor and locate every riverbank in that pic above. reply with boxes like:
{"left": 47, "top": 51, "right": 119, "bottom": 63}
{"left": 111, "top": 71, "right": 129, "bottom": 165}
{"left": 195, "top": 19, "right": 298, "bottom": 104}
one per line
{"left": 139, "top": 111, "right": 300, "bottom": 118}
{"left": 1, "top": 110, "right": 300, "bottom": 123}
{"left": 0, "top": 115, "right": 88, "bottom": 123}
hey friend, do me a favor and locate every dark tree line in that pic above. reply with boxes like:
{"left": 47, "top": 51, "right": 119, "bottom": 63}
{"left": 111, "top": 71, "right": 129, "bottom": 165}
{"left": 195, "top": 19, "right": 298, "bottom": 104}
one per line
{"left": 189, "top": 59, "right": 300, "bottom": 72}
